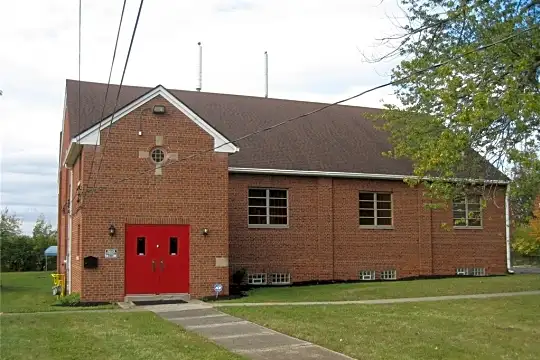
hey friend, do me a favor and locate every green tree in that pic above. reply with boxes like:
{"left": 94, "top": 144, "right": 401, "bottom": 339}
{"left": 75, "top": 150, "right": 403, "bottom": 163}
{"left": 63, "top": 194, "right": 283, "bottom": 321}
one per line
{"left": 1, "top": 207, "right": 22, "bottom": 239}
{"left": 372, "top": 0, "right": 540, "bottom": 203}
{"left": 32, "top": 214, "right": 57, "bottom": 271}
{"left": 0, "top": 209, "right": 58, "bottom": 272}
{"left": 512, "top": 208, "right": 540, "bottom": 256}
{"left": 0, "top": 208, "right": 23, "bottom": 271}
{"left": 510, "top": 162, "right": 540, "bottom": 224}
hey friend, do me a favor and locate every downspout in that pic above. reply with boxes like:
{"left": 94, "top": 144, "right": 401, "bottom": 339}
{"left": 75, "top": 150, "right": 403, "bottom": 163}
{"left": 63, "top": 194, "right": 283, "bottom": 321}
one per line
{"left": 505, "top": 183, "right": 514, "bottom": 274}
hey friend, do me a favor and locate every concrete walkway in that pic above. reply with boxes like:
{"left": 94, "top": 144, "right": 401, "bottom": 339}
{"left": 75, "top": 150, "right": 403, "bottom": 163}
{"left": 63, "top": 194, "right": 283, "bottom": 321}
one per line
{"left": 143, "top": 291, "right": 540, "bottom": 359}
{"left": 147, "top": 301, "right": 354, "bottom": 360}
{"left": 513, "top": 267, "right": 540, "bottom": 274}
{"left": 211, "top": 290, "right": 540, "bottom": 307}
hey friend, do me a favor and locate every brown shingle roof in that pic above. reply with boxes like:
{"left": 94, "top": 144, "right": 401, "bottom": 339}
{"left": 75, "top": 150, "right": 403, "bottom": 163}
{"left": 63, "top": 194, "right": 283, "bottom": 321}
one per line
{"left": 65, "top": 79, "right": 506, "bottom": 180}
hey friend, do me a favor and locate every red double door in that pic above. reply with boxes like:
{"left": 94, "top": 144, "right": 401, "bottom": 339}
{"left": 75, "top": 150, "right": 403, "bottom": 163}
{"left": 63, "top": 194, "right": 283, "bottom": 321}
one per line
{"left": 125, "top": 225, "right": 190, "bottom": 295}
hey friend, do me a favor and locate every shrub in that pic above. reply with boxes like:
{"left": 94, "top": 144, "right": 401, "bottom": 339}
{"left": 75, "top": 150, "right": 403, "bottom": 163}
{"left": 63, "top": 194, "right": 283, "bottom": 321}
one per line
{"left": 232, "top": 268, "right": 246, "bottom": 285}
{"left": 55, "top": 293, "right": 81, "bottom": 306}
{"left": 512, "top": 215, "right": 540, "bottom": 256}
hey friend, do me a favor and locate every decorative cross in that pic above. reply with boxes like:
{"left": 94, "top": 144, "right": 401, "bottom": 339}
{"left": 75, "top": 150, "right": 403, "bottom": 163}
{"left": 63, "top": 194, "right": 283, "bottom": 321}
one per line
{"left": 138, "top": 135, "right": 178, "bottom": 175}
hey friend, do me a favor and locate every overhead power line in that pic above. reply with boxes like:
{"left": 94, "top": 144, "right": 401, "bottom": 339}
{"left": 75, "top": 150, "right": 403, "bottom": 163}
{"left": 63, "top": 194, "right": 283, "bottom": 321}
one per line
{"left": 91, "top": 0, "right": 145, "bottom": 189}
{"left": 86, "top": 0, "right": 128, "bottom": 188}
{"left": 82, "top": 25, "right": 537, "bottom": 199}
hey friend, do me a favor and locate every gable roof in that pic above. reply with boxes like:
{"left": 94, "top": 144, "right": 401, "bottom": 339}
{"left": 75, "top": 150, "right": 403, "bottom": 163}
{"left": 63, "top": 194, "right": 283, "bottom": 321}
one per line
{"left": 74, "top": 85, "right": 238, "bottom": 153}
{"left": 65, "top": 79, "right": 507, "bottom": 181}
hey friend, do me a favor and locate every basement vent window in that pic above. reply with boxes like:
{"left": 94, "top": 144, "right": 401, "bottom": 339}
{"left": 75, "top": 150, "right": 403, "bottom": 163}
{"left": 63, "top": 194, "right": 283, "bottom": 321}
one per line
{"left": 269, "top": 273, "right": 291, "bottom": 285}
{"left": 456, "top": 268, "right": 469, "bottom": 275}
{"left": 247, "top": 273, "right": 267, "bottom": 285}
{"left": 360, "top": 270, "right": 376, "bottom": 280}
{"left": 380, "top": 270, "right": 397, "bottom": 280}
{"left": 472, "top": 268, "right": 486, "bottom": 276}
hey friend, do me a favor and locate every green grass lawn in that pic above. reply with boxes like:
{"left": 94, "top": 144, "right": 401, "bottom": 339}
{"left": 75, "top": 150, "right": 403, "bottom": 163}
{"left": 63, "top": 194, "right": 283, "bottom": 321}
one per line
{"left": 223, "top": 295, "right": 540, "bottom": 360}
{"left": 222, "top": 274, "right": 540, "bottom": 303}
{"left": 0, "top": 271, "right": 116, "bottom": 313}
{"left": 1, "top": 312, "right": 244, "bottom": 360}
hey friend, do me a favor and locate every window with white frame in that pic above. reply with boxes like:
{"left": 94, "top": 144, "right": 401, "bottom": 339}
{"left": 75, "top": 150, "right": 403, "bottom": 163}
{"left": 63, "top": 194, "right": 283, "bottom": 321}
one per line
{"left": 359, "top": 192, "right": 392, "bottom": 227}
{"left": 472, "top": 268, "right": 486, "bottom": 276}
{"left": 269, "top": 273, "right": 291, "bottom": 285}
{"left": 247, "top": 273, "right": 267, "bottom": 285}
{"left": 360, "top": 270, "right": 376, "bottom": 280}
{"left": 456, "top": 268, "right": 469, "bottom": 275}
{"left": 380, "top": 269, "right": 397, "bottom": 280}
{"left": 453, "top": 194, "right": 483, "bottom": 227}
{"left": 248, "top": 188, "right": 288, "bottom": 226}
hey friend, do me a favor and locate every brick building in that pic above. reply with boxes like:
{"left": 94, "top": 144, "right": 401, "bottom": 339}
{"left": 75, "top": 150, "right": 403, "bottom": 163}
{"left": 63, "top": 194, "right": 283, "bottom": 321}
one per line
{"left": 57, "top": 79, "right": 511, "bottom": 302}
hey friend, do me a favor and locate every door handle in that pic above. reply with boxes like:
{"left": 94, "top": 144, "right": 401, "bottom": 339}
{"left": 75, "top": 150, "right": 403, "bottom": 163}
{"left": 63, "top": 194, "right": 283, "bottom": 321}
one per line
{"left": 160, "top": 259, "right": 164, "bottom": 271}
{"left": 152, "top": 260, "right": 156, "bottom": 272}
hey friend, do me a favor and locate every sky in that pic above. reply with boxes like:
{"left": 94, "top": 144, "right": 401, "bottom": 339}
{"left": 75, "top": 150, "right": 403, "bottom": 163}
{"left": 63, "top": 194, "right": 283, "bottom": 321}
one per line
{"left": 0, "top": 0, "right": 406, "bottom": 234}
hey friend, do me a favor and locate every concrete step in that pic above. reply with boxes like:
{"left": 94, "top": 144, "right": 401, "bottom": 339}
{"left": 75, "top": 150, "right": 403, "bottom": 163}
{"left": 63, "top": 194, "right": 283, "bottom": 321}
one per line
{"left": 125, "top": 293, "right": 190, "bottom": 304}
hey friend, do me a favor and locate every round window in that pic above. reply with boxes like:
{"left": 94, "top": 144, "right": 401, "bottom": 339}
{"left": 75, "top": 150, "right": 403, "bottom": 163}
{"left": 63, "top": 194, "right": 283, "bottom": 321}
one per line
{"left": 150, "top": 148, "right": 166, "bottom": 164}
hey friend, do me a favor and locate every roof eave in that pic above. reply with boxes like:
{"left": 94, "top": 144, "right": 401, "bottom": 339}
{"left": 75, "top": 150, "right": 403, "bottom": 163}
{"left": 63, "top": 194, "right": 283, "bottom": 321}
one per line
{"left": 63, "top": 141, "right": 83, "bottom": 168}
{"left": 227, "top": 167, "right": 510, "bottom": 185}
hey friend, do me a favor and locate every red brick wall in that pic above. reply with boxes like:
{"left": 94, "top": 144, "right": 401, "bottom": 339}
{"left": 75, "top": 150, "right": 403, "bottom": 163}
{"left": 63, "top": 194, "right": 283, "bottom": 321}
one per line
{"left": 70, "top": 157, "right": 84, "bottom": 294}
{"left": 431, "top": 188, "right": 507, "bottom": 275}
{"left": 229, "top": 175, "right": 329, "bottom": 279}
{"left": 229, "top": 174, "right": 508, "bottom": 282}
{"left": 78, "top": 95, "right": 229, "bottom": 302}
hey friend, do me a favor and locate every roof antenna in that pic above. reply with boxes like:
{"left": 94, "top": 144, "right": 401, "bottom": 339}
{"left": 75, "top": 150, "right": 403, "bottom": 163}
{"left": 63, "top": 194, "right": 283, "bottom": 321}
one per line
{"left": 196, "top": 42, "right": 202, "bottom": 92}
{"left": 264, "top": 51, "right": 268, "bottom": 98}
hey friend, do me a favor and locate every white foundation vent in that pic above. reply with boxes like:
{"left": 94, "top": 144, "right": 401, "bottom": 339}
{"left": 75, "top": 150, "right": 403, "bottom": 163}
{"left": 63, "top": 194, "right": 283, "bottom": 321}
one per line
{"left": 380, "top": 269, "right": 397, "bottom": 280}
{"left": 247, "top": 273, "right": 267, "bottom": 285}
{"left": 269, "top": 273, "right": 291, "bottom": 285}
{"left": 472, "top": 268, "right": 486, "bottom": 276}
{"left": 359, "top": 270, "right": 376, "bottom": 280}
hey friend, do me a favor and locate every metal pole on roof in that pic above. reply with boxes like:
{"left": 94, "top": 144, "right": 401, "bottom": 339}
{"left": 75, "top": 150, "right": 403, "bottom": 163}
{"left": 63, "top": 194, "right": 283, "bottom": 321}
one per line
{"left": 197, "top": 42, "right": 202, "bottom": 92}
{"left": 264, "top": 51, "right": 268, "bottom": 98}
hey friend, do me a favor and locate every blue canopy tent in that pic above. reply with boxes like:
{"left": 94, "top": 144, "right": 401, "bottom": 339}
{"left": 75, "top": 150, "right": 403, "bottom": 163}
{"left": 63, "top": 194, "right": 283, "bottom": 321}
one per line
{"left": 44, "top": 246, "right": 57, "bottom": 271}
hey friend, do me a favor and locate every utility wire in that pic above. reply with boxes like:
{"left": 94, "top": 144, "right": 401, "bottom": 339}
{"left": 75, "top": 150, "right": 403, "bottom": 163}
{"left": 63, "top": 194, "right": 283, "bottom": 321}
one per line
{"left": 76, "top": 0, "right": 82, "bottom": 143}
{"left": 87, "top": 0, "right": 128, "bottom": 188}
{"left": 82, "top": 25, "right": 537, "bottom": 198}
{"left": 91, "top": 0, "right": 145, "bottom": 189}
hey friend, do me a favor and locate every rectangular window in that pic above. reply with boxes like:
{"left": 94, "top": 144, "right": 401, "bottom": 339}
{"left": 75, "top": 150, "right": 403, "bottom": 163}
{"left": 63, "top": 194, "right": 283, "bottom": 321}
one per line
{"left": 456, "top": 268, "right": 469, "bottom": 275}
{"left": 380, "top": 269, "right": 397, "bottom": 280}
{"left": 169, "top": 237, "right": 178, "bottom": 255}
{"left": 269, "top": 273, "right": 291, "bottom": 285}
{"left": 248, "top": 188, "right": 288, "bottom": 227}
{"left": 453, "top": 194, "right": 482, "bottom": 227}
{"left": 136, "top": 237, "right": 145, "bottom": 256}
{"left": 360, "top": 270, "right": 376, "bottom": 280}
{"left": 359, "top": 192, "right": 392, "bottom": 227}
{"left": 247, "top": 273, "right": 267, "bottom": 285}
{"left": 472, "top": 268, "right": 486, "bottom": 276}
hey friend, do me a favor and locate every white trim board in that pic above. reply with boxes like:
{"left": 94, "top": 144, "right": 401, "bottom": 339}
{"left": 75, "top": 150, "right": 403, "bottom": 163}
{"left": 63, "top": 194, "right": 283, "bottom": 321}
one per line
{"left": 228, "top": 167, "right": 509, "bottom": 184}
{"left": 64, "top": 141, "right": 83, "bottom": 168}
{"left": 74, "top": 85, "right": 239, "bottom": 153}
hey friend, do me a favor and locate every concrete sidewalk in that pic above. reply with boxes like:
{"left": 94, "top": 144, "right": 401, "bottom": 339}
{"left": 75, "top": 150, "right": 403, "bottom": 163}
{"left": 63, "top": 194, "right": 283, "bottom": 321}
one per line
{"left": 211, "top": 290, "right": 540, "bottom": 307}
{"left": 148, "top": 302, "right": 354, "bottom": 360}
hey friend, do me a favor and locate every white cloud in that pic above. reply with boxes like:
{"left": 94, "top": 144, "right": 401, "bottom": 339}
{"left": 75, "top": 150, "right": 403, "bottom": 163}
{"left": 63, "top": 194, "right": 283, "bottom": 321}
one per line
{"left": 0, "top": 0, "right": 406, "bottom": 234}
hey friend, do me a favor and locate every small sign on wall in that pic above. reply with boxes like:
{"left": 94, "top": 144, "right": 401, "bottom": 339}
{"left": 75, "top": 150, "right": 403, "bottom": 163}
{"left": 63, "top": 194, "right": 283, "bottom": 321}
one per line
{"left": 213, "top": 283, "right": 223, "bottom": 299}
{"left": 105, "top": 249, "right": 118, "bottom": 259}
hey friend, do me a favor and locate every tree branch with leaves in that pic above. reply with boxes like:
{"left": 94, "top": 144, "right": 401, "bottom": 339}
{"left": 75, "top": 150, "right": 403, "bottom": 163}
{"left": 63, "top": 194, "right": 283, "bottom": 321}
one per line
{"left": 370, "top": 0, "right": 539, "bottom": 212}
